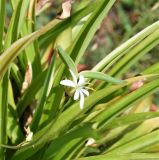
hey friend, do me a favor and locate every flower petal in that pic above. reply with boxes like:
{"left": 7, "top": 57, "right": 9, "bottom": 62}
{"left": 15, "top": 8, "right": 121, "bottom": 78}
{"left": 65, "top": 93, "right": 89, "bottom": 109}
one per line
{"left": 79, "top": 90, "right": 85, "bottom": 110}
{"left": 81, "top": 89, "right": 89, "bottom": 96}
{"left": 74, "top": 90, "right": 80, "bottom": 100}
{"left": 85, "top": 138, "right": 96, "bottom": 146}
{"left": 26, "top": 132, "right": 33, "bottom": 142}
{"left": 60, "top": 80, "right": 75, "bottom": 87}
{"left": 78, "top": 75, "right": 85, "bottom": 86}
{"left": 69, "top": 69, "right": 77, "bottom": 84}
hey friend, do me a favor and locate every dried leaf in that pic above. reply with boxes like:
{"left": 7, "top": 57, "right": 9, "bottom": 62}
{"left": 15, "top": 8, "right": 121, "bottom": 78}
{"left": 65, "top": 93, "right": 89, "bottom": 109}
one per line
{"left": 21, "top": 62, "right": 32, "bottom": 94}
{"left": 59, "top": 0, "right": 72, "bottom": 19}
{"left": 130, "top": 79, "right": 145, "bottom": 92}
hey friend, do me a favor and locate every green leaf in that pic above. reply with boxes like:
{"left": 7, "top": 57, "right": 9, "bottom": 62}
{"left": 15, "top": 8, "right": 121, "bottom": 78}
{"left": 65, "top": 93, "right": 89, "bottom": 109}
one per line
{"left": 23, "top": 0, "right": 42, "bottom": 76}
{"left": 7, "top": 105, "right": 24, "bottom": 144}
{"left": 10, "top": 0, "right": 20, "bottom": 10}
{"left": 0, "top": 4, "right": 97, "bottom": 80}
{"left": 0, "top": 0, "right": 5, "bottom": 52}
{"left": 7, "top": 82, "right": 24, "bottom": 144}
{"left": 12, "top": 84, "right": 127, "bottom": 160}
{"left": 95, "top": 77, "right": 159, "bottom": 128}
{"left": 43, "top": 123, "right": 99, "bottom": 160}
{"left": 106, "top": 129, "right": 159, "bottom": 154}
{"left": 0, "top": 73, "right": 8, "bottom": 158}
{"left": 57, "top": 46, "right": 78, "bottom": 76}
{"left": 69, "top": 0, "right": 116, "bottom": 64}
{"left": 80, "top": 71, "right": 123, "bottom": 84}
{"left": 107, "top": 117, "right": 159, "bottom": 152}
{"left": 92, "top": 21, "right": 159, "bottom": 72}
{"left": 78, "top": 153, "right": 159, "bottom": 160}
{"left": 103, "top": 112, "right": 159, "bottom": 129}
{"left": 12, "top": 75, "right": 156, "bottom": 158}
{"left": 30, "top": 54, "right": 56, "bottom": 132}
{"left": 17, "top": 70, "right": 47, "bottom": 117}
{"left": 143, "top": 62, "right": 159, "bottom": 74}
{"left": 39, "top": 1, "right": 100, "bottom": 48}
{"left": 4, "top": 0, "right": 30, "bottom": 49}
{"left": 108, "top": 30, "right": 159, "bottom": 77}
{"left": 38, "top": 85, "right": 64, "bottom": 129}
{"left": 10, "top": 63, "right": 23, "bottom": 90}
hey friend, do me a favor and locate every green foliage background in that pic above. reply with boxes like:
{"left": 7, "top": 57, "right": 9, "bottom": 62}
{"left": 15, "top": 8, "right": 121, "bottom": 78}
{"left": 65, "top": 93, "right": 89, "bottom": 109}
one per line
{"left": 0, "top": 0, "right": 159, "bottom": 160}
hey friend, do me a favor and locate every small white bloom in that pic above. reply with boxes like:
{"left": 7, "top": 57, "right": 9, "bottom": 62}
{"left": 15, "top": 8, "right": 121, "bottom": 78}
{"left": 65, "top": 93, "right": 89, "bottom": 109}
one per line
{"left": 26, "top": 131, "right": 33, "bottom": 142}
{"left": 85, "top": 138, "right": 96, "bottom": 146}
{"left": 60, "top": 70, "right": 89, "bottom": 109}
{"left": 25, "top": 127, "right": 33, "bottom": 142}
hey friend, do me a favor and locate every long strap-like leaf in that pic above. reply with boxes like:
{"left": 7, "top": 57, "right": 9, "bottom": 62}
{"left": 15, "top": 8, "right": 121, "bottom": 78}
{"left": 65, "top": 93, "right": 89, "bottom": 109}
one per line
{"left": 69, "top": 0, "right": 116, "bottom": 64}
{"left": 0, "top": 3, "right": 98, "bottom": 80}
{"left": 0, "top": 0, "right": 5, "bottom": 52}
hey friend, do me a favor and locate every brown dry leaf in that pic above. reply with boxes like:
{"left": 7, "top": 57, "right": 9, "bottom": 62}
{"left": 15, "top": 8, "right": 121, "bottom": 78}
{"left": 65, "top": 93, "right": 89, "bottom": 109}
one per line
{"left": 151, "top": 2, "right": 159, "bottom": 11}
{"left": 77, "top": 64, "right": 89, "bottom": 72}
{"left": 21, "top": 62, "right": 32, "bottom": 94}
{"left": 35, "top": 0, "right": 53, "bottom": 15}
{"left": 150, "top": 104, "right": 158, "bottom": 112}
{"left": 59, "top": 0, "right": 72, "bottom": 19}
{"left": 129, "top": 79, "right": 144, "bottom": 92}
{"left": 36, "top": 0, "right": 52, "bottom": 10}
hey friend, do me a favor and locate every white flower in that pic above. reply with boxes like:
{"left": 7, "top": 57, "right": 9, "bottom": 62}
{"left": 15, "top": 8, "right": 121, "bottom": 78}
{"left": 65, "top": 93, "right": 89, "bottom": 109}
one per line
{"left": 26, "top": 131, "right": 33, "bottom": 142}
{"left": 60, "top": 70, "right": 89, "bottom": 109}
{"left": 85, "top": 138, "right": 96, "bottom": 146}
{"left": 25, "top": 127, "right": 33, "bottom": 142}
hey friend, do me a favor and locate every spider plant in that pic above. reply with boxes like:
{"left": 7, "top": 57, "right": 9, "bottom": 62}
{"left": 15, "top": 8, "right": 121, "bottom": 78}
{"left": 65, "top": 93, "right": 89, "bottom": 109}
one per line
{"left": 0, "top": 0, "right": 159, "bottom": 160}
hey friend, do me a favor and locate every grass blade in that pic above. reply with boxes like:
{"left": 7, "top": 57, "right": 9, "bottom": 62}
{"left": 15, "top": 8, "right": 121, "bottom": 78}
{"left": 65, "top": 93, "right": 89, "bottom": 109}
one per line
{"left": 92, "top": 21, "right": 159, "bottom": 72}
{"left": 106, "top": 129, "right": 159, "bottom": 154}
{"left": 57, "top": 46, "right": 78, "bottom": 76}
{"left": 104, "top": 112, "right": 159, "bottom": 129}
{"left": 78, "top": 153, "right": 159, "bottom": 160}
{"left": 80, "top": 71, "right": 123, "bottom": 84}
{"left": 0, "top": 0, "right": 5, "bottom": 52}
{"left": 69, "top": 0, "right": 116, "bottom": 64}
{"left": 0, "top": 4, "right": 97, "bottom": 80}
{"left": 30, "top": 54, "right": 56, "bottom": 132}
{"left": 0, "top": 74, "right": 8, "bottom": 159}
